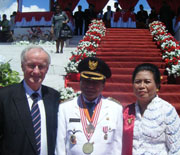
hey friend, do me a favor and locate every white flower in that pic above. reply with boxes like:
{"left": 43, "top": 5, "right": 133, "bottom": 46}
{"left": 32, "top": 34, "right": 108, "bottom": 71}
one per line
{"left": 149, "top": 20, "right": 180, "bottom": 77}
{"left": 166, "top": 63, "right": 180, "bottom": 77}
{"left": 59, "top": 87, "right": 81, "bottom": 101}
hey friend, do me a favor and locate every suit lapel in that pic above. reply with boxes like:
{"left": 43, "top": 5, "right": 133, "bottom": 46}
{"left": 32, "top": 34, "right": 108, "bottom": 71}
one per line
{"left": 13, "top": 83, "right": 37, "bottom": 153}
{"left": 42, "top": 86, "right": 56, "bottom": 155}
{"left": 42, "top": 86, "right": 51, "bottom": 129}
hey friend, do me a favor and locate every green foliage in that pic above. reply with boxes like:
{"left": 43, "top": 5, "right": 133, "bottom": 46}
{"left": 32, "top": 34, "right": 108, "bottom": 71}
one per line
{"left": 0, "top": 62, "right": 20, "bottom": 87}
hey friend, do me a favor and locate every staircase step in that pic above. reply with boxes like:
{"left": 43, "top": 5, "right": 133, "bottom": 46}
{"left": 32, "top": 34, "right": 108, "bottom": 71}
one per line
{"left": 98, "top": 56, "right": 162, "bottom": 62}
{"left": 99, "top": 44, "right": 157, "bottom": 48}
{"left": 97, "top": 47, "right": 161, "bottom": 53}
{"left": 96, "top": 52, "right": 161, "bottom": 57}
{"left": 106, "top": 74, "right": 168, "bottom": 84}
{"left": 106, "top": 61, "right": 166, "bottom": 68}
{"left": 107, "top": 28, "right": 150, "bottom": 33}
{"left": 103, "top": 35, "right": 153, "bottom": 39}
{"left": 110, "top": 68, "right": 166, "bottom": 75}
{"left": 100, "top": 41, "right": 156, "bottom": 45}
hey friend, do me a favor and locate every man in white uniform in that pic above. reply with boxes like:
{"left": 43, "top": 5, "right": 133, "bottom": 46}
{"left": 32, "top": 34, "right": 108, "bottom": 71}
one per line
{"left": 55, "top": 57, "right": 123, "bottom": 155}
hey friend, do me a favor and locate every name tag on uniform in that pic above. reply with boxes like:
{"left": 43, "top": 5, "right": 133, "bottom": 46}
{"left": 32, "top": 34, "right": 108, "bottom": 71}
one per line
{"left": 69, "top": 118, "right": 81, "bottom": 122}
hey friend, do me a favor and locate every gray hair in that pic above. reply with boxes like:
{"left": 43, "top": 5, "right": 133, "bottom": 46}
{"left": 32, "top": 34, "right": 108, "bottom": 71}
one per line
{"left": 21, "top": 45, "right": 51, "bottom": 65}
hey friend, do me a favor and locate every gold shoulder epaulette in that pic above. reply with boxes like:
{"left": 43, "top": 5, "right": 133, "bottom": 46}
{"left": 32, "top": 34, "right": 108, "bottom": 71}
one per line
{"left": 107, "top": 97, "right": 121, "bottom": 104}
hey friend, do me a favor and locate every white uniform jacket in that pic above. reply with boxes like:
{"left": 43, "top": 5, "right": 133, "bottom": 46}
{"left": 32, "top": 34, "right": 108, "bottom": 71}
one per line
{"left": 55, "top": 95, "right": 123, "bottom": 155}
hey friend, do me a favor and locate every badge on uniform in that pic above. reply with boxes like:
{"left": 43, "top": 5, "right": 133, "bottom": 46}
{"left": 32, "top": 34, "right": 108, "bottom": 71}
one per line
{"left": 69, "top": 129, "right": 81, "bottom": 145}
{"left": 69, "top": 118, "right": 81, "bottom": 122}
{"left": 70, "top": 134, "right": 76, "bottom": 144}
{"left": 127, "top": 118, "right": 133, "bottom": 125}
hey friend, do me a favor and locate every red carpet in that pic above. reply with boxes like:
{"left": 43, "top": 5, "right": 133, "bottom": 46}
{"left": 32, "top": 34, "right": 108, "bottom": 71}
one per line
{"left": 66, "top": 28, "right": 180, "bottom": 114}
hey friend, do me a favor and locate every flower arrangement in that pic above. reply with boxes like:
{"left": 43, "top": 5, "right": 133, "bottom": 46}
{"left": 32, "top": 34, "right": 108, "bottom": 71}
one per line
{"left": 149, "top": 21, "right": 180, "bottom": 78}
{"left": 0, "top": 56, "right": 21, "bottom": 87}
{"left": 64, "top": 19, "right": 106, "bottom": 76}
{"left": 59, "top": 87, "right": 81, "bottom": 102}
{"left": 13, "top": 28, "right": 55, "bottom": 45}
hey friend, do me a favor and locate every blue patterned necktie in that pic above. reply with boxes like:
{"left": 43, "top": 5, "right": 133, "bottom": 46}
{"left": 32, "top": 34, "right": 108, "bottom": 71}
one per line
{"left": 31, "top": 93, "right": 41, "bottom": 155}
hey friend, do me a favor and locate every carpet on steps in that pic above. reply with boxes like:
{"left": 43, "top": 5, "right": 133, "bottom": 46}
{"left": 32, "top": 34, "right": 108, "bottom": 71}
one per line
{"left": 96, "top": 52, "right": 161, "bottom": 57}
{"left": 65, "top": 28, "right": 180, "bottom": 115}
{"left": 101, "top": 38, "right": 154, "bottom": 42}
{"left": 99, "top": 44, "right": 157, "bottom": 48}
{"left": 97, "top": 56, "right": 162, "bottom": 62}
{"left": 110, "top": 68, "right": 166, "bottom": 75}
{"left": 97, "top": 48, "right": 161, "bottom": 52}
{"left": 100, "top": 41, "right": 156, "bottom": 45}
{"left": 106, "top": 61, "right": 165, "bottom": 68}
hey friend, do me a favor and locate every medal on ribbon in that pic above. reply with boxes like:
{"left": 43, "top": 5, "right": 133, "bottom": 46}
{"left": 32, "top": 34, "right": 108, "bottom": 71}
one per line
{"left": 103, "top": 126, "right": 108, "bottom": 140}
{"left": 79, "top": 95, "right": 102, "bottom": 154}
{"left": 86, "top": 123, "right": 95, "bottom": 134}
{"left": 83, "top": 142, "right": 94, "bottom": 154}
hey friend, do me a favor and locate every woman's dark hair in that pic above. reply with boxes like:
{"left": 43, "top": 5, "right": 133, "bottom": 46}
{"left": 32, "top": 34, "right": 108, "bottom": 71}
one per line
{"left": 55, "top": 5, "right": 62, "bottom": 12}
{"left": 132, "top": 63, "right": 161, "bottom": 89}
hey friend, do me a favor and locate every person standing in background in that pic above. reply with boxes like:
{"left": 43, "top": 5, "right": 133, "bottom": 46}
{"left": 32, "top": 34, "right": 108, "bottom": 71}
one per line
{"left": 84, "top": 4, "right": 97, "bottom": 34}
{"left": 148, "top": 7, "right": 158, "bottom": 24}
{"left": 103, "top": 6, "right": 113, "bottom": 28}
{"left": 114, "top": 2, "right": 121, "bottom": 12}
{"left": 9, "top": 11, "right": 17, "bottom": 35}
{"left": 0, "top": 14, "right": 10, "bottom": 42}
{"left": 0, "top": 46, "right": 60, "bottom": 155}
{"left": 159, "top": 0, "right": 174, "bottom": 35}
{"left": 136, "top": 4, "right": 148, "bottom": 28}
{"left": 74, "top": 5, "right": 84, "bottom": 35}
{"left": 51, "top": 5, "right": 69, "bottom": 53}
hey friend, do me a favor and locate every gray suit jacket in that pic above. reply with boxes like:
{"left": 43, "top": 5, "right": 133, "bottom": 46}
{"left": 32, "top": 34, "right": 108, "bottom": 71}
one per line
{"left": 0, "top": 82, "right": 60, "bottom": 155}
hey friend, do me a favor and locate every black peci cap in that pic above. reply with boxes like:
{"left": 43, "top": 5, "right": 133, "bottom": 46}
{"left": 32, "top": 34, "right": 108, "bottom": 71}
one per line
{"left": 77, "top": 57, "right": 111, "bottom": 80}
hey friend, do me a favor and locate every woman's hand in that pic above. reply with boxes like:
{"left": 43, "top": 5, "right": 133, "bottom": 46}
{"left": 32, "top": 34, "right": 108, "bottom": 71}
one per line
{"left": 63, "top": 20, "right": 69, "bottom": 24}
